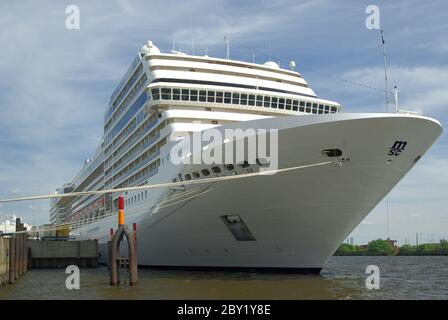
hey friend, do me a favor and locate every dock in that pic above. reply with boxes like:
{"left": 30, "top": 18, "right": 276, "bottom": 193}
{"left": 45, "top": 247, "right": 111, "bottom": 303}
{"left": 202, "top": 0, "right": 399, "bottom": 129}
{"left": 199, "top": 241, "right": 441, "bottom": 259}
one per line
{"left": 27, "top": 239, "right": 98, "bottom": 268}
{"left": 1, "top": 219, "right": 99, "bottom": 287}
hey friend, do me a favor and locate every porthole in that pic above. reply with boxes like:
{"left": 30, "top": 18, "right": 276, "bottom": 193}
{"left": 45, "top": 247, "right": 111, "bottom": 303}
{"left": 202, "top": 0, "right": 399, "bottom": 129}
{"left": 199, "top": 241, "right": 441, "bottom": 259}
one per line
{"left": 211, "top": 166, "right": 221, "bottom": 173}
{"left": 201, "top": 169, "right": 210, "bottom": 176}
{"left": 224, "top": 164, "right": 235, "bottom": 171}
{"left": 256, "top": 158, "right": 269, "bottom": 166}
{"left": 322, "top": 149, "right": 342, "bottom": 157}
{"left": 192, "top": 172, "right": 200, "bottom": 178}
{"left": 185, "top": 173, "right": 192, "bottom": 180}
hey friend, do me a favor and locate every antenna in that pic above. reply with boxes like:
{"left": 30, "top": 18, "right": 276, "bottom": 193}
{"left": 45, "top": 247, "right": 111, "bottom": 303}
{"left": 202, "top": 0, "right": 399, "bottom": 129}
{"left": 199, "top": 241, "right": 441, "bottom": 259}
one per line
{"left": 224, "top": 36, "right": 230, "bottom": 60}
{"left": 191, "top": 24, "right": 195, "bottom": 55}
{"left": 381, "top": 29, "right": 389, "bottom": 112}
{"left": 392, "top": 86, "right": 399, "bottom": 113}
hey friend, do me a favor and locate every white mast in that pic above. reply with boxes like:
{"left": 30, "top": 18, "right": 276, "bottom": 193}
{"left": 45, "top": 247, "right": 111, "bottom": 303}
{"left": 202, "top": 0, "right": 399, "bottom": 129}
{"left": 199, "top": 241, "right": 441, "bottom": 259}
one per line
{"left": 381, "top": 29, "right": 389, "bottom": 112}
{"left": 224, "top": 36, "right": 230, "bottom": 60}
{"left": 393, "top": 86, "right": 399, "bottom": 113}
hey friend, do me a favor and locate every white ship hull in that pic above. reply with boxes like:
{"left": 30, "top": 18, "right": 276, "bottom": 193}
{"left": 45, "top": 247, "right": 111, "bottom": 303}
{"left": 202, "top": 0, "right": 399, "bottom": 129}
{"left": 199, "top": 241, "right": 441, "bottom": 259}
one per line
{"left": 72, "top": 113, "right": 442, "bottom": 272}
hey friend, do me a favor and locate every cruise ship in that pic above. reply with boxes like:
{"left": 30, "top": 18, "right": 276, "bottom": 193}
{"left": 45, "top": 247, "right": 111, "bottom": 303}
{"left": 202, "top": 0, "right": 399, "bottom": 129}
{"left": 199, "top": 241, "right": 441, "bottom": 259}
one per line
{"left": 50, "top": 40, "right": 442, "bottom": 273}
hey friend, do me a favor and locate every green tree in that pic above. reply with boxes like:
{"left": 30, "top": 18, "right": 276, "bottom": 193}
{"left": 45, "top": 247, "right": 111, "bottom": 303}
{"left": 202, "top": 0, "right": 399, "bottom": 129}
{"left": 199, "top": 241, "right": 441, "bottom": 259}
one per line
{"left": 368, "top": 239, "right": 395, "bottom": 255}
{"left": 334, "top": 243, "right": 365, "bottom": 255}
{"left": 399, "top": 244, "right": 416, "bottom": 255}
{"left": 440, "top": 239, "right": 448, "bottom": 253}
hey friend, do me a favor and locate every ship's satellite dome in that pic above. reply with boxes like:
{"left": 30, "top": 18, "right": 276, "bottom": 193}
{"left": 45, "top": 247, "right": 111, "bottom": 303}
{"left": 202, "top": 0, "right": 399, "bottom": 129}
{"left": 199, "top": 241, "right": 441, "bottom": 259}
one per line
{"left": 263, "top": 61, "right": 280, "bottom": 69}
{"left": 140, "top": 40, "right": 161, "bottom": 56}
{"left": 140, "top": 45, "right": 150, "bottom": 55}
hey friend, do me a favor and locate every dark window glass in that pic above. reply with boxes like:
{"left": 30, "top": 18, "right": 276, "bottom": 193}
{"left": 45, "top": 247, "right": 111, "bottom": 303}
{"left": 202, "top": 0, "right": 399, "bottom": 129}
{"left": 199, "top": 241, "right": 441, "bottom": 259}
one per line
{"left": 271, "top": 97, "right": 278, "bottom": 108}
{"left": 161, "top": 88, "right": 171, "bottom": 100}
{"left": 278, "top": 98, "right": 285, "bottom": 109}
{"left": 312, "top": 103, "right": 318, "bottom": 114}
{"left": 151, "top": 88, "right": 160, "bottom": 100}
{"left": 306, "top": 102, "right": 311, "bottom": 113}
{"left": 324, "top": 105, "right": 330, "bottom": 113}
{"left": 207, "top": 91, "right": 215, "bottom": 103}
{"left": 190, "top": 90, "right": 198, "bottom": 101}
{"left": 224, "top": 92, "right": 232, "bottom": 104}
{"left": 240, "top": 94, "right": 248, "bottom": 105}
{"left": 300, "top": 101, "right": 305, "bottom": 106}
{"left": 199, "top": 90, "right": 207, "bottom": 102}
{"left": 216, "top": 92, "right": 224, "bottom": 103}
{"left": 292, "top": 100, "right": 298, "bottom": 111}
{"left": 232, "top": 92, "right": 240, "bottom": 104}
{"left": 201, "top": 169, "right": 210, "bottom": 176}
{"left": 286, "top": 99, "right": 292, "bottom": 110}
{"left": 317, "top": 104, "right": 324, "bottom": 114}
{"left": 264, "top": 96, "right": 271, "bottom": 108}
{"left": 182, "top": 89, "right": 189, "bottom": 101}
{"left": 173, "top": 89, "right": 181, "bottom": 100}
{"left": 331, "top": 106, "right": 338, "bottom": 113}
{"left": 256, "top": 95, "right": 263, "bottom": 107}
{"left": 185, "top": 173, "right": 191, "bottom": 181}
{"left": 248, "top": 94, "right": 255, "bottom": 106}
{"left": 192, "top": 172, "right": 200, "bottom": 178}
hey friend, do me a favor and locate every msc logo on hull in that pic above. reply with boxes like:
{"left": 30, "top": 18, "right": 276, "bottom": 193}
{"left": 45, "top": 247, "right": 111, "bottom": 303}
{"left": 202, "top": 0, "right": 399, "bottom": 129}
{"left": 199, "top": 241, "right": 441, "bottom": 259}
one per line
{"left": 388, "top": 141, "right": 407, "bottom": 156}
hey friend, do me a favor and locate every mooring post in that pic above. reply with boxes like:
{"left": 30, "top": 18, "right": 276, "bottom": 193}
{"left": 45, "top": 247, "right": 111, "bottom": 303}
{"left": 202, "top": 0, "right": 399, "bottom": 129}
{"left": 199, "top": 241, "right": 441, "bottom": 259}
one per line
{"left": 18, "top": 223, "right": 24, "bottom": 277}
{"left": 129, "top": 225, "right": 138, "bottom": 286}
{"left": 22, "top": 227, "right": 27, "bottom": 275}
{"left": 8, "top": 236, "right": 16, "bottom": 284}
{"left": 110, "top": 194, "right": 137, "bottom": 286}
{"left": 15, "top": 218, "right": 21, "bottom": 280}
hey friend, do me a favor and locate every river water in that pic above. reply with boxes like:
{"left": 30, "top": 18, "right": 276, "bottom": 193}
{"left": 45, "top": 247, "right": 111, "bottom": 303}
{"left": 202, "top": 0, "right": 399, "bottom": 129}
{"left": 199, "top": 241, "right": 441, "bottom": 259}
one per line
{"left": 0, "top": 256, "right": 446, "bottom": 300}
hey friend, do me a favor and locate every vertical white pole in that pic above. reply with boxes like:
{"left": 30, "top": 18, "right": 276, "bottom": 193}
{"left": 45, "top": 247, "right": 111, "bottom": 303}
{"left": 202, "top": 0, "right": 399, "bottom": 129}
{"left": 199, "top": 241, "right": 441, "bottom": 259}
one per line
{"left": 393, "top": 86, "right": 399, "bottom": 113}
{"left": 381, "top": 29, "right": 389, "bottom": 112}
{"left": 191, "top": 25, "right": 195, "bottom": 56}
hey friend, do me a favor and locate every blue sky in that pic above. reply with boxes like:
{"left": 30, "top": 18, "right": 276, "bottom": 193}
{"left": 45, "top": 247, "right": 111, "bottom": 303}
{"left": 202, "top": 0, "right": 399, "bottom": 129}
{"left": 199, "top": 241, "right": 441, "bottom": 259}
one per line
{"left": 0, "top": 0, "right": 446, "bottom": 244}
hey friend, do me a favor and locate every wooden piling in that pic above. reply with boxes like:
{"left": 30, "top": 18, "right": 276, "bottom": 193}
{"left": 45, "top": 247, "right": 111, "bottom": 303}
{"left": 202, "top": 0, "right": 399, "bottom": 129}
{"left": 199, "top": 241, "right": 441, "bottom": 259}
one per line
{"left": 18, "top": 223, "right": 24, "bottom": 277}
{"left": 8, "top": 236, "right": 15, "bottom": 284}
{"left": 14, "top": 219, "right": 20, "bottom": 280}
{"left": 22, "top": 227, "right": 27, "bottom": 275}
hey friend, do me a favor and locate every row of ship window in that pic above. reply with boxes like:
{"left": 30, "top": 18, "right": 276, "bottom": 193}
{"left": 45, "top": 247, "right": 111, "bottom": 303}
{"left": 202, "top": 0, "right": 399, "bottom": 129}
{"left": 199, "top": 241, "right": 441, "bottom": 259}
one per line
{"left": 150, "top": 87, "right": 339, "bottom": 114}
{"left": 173, "top": 160, "right": 264, "bottom": 183}
{"left": 110, "top": 161, "right": 263, "bottom": 211}
{"left": 105, "top": 72, "right": 147, "bottom": 132}
{"left": 125, "top": 190, "right": 149, "bottom": 207}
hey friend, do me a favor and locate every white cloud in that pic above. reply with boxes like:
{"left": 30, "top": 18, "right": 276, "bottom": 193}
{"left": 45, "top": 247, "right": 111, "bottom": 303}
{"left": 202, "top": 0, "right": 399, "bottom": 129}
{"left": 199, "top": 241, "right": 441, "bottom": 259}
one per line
{"left": 341, "top": 66, "right": 448, "bottom": 113}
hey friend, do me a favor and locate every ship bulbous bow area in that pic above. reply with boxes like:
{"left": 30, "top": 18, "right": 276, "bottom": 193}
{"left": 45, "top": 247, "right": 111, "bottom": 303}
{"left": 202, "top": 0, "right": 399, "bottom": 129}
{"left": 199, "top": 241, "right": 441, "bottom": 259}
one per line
{"left": 127, "top": 113, "right": 441, "bottom": 272}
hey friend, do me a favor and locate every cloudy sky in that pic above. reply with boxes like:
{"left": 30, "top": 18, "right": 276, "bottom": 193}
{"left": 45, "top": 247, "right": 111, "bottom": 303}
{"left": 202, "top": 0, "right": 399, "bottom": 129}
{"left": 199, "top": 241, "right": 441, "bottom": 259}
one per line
{"left": 0, "top": 0, "right": 446, "bottom": 245}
